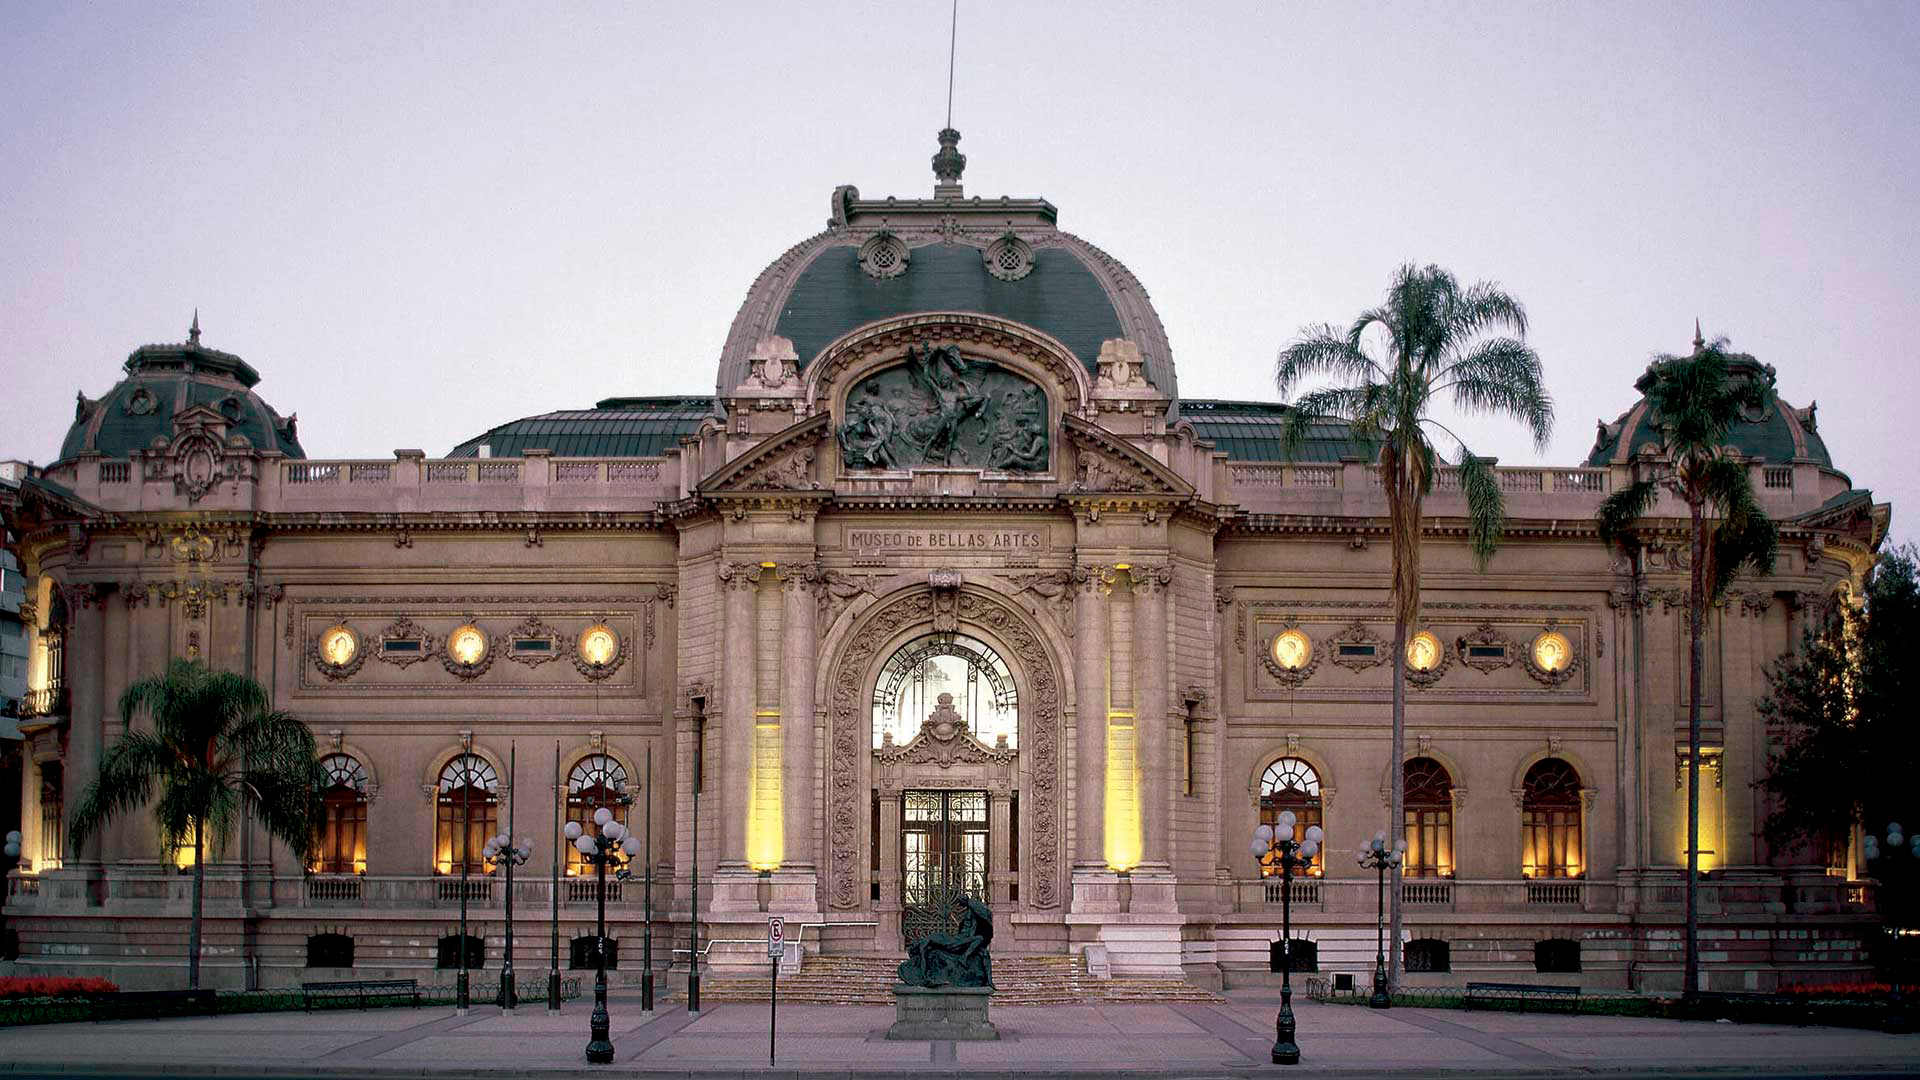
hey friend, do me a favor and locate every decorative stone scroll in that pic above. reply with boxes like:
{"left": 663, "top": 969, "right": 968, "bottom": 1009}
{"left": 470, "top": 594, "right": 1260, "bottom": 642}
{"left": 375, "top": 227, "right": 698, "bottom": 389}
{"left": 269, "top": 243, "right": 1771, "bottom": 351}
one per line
{"left": 828, "top": 589, "right": 1061, "bottom": 911}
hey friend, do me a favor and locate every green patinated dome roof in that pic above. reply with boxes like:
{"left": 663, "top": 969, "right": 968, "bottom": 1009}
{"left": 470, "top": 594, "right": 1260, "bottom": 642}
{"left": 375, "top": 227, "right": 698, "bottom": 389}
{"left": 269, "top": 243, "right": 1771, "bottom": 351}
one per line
{"left": 58, "top": 324, "right": 304, "bottom": 463}
{"left": 1179, "top": 400, "right": 1376, "bottom": 463}
{"left": 447, "top": 396, "right": 716, "bottom": 458}
{"left": 1585, "top": 350, "right": 1830, "bottom": 468}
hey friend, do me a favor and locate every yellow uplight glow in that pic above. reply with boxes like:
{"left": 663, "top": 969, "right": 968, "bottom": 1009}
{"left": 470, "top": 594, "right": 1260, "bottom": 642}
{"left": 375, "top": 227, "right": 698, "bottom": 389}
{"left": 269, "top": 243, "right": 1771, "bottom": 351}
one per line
{"left": 1104, "top": 712, "right": 1142, "bottom": 873}
{"left": 172, "top": 824, "right": 199, "bottom": 870}
{"left": 747, "top": 721, "right": 784, "bottom": 872}
{"left": 1407, "top": 631, "right": 1441, "bottom": 672}
{"left": 760, "top": 561, "right": 777, "bottom": 569}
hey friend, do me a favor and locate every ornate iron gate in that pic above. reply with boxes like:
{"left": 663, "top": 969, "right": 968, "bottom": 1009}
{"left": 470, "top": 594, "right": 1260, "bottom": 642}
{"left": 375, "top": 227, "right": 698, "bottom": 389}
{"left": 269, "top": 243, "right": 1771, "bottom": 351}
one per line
{"left": 901, "top": 789, "right": 988, "bottom": 948}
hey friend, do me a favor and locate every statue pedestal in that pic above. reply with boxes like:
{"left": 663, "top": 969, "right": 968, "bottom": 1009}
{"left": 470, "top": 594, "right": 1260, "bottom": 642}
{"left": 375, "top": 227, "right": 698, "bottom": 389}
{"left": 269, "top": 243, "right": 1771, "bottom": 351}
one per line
{"left": 886, "top": 984, "right": 999, "bottom": 1041}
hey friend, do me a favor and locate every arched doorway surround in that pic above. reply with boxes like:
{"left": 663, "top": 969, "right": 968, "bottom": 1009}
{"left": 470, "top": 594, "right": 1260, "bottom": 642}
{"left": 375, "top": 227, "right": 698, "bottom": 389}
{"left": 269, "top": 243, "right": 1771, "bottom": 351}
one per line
{"left": 824, "top": 585, "right": 1065, "bottom": 912}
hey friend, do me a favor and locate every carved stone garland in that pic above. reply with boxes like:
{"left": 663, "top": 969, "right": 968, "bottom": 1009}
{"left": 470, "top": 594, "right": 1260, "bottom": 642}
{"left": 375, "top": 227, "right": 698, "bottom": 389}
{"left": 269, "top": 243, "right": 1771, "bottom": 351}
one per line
{"left": 827, "top": 589, "right": 1061, "bottom": 911}
{"left": 1455, "top": 622, "right": 1519, "bottom": 674}
{"left": 1326, "top": 620, "right": 1389, "bottom": 672}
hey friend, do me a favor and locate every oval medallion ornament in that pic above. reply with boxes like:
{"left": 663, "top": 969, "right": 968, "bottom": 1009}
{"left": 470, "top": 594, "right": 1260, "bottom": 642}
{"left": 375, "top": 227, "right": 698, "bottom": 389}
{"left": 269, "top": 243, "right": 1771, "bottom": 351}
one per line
{"left": 444, "top": 624, "right": 493, "bottom": 678}
{"left": 571, "top": 623, "right": 626, "bottom": 680}
{"left": 312, "top": 624, "right": 365, "bottom": 680}
{"left": 1271, "top": 629, "right": 1312, "bottom": 672}
{"left": 1407, "top": 631, "right": 1441, "bottom": 672}
{"left": 1532, "top": 630, "right": 1571, "bottom": 674}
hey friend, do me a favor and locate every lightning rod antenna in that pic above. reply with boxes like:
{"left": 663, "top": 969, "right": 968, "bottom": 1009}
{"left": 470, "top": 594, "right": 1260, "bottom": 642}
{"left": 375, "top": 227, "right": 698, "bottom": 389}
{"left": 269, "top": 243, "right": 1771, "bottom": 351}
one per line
{"left": 946, "top": 0, "right": 958, "bottom": 129}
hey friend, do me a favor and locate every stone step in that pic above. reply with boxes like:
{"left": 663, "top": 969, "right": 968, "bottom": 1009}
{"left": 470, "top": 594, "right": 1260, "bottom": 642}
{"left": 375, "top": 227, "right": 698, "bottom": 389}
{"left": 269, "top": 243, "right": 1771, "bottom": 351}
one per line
{"left": 693, "top": 952, "right": 1222, "bottom": 1007}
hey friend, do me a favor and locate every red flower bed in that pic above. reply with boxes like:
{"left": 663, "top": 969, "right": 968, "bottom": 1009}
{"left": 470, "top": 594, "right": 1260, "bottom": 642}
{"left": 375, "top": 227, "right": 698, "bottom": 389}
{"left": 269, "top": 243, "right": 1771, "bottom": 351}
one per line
{"left": 0, "top": 976, "right": 120, "bottom": 999}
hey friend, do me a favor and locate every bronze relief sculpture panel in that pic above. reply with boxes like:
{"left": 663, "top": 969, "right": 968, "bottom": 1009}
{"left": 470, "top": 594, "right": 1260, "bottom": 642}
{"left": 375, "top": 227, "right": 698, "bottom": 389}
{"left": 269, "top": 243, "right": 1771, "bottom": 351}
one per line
{"left": 838, "top": 343, "right": 1049, "bottom": 472}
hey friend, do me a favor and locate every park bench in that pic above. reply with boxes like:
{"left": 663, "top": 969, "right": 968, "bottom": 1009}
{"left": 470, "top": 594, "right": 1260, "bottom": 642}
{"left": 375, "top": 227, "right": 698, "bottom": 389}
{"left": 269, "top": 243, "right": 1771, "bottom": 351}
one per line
{"left": 1464, "top": 982, "right": 1581, "bottom": 1013}
{"left": 299, "top": 978, "right": 422, "bottom": 1010}
{"left": 91, "top": 988, "right": 218, "bottom": 1021}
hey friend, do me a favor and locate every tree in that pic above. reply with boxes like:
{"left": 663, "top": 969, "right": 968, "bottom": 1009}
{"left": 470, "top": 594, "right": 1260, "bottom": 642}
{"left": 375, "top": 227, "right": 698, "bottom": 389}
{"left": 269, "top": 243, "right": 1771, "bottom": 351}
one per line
{"left": 1597, "top": 336, "right": 1779, "bottom": 996}
{"left": 1761, "top": 546, "right": 1919, "bottom": 878}
{"left": 69, "top": 659, "right": 321, "bottom": 989}
{"left": 1277, "top": 263, "right": 1553, "bottom": 988}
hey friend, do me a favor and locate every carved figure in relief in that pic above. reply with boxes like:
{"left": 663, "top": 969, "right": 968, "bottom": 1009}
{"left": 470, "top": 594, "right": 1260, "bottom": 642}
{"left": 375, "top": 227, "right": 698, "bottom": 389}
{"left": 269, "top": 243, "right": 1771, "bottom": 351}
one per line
{"left": 836, "top": 343, "right": 1049, "bottom": 472}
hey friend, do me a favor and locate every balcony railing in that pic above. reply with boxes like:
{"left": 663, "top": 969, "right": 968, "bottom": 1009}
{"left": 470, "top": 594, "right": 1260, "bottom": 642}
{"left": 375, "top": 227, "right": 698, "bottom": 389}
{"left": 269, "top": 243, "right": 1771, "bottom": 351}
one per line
{"left": 1526, "top": 880, "right": 1582, "bottom": 905}
{"left": 1402, "top": 880, "right": 1453, "bottom": 905}
{"left": 1231, "top": 876, "right": 1607, "bottom": 915}
{"left": 18, "top": 686, "right": 65, "bottom": 719}
{"left": 1263, "top": 878, "right": 1321, "bottom": 905}
{"left": 1225, "top": 462, "right": 1610, "bottom": 501}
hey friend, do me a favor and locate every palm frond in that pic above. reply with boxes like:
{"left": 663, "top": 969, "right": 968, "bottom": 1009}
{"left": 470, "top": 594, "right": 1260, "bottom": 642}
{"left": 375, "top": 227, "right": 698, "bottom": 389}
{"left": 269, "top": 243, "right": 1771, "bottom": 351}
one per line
{"left": 1280, "top": 385, "right": 1367, "bottom": 461}
{"left": 1275, "top": 328, "right": 1379, "bottom": 398}
{"left": 1435, "top": 337, "right": 1554, "bottom": 450}
{"left": 68, "top": 729, "right": 171, "bottom": 848}
{"left": 1455, "top": 451, "right": 1507, "bottom": 568}
{"left": 1597, "top": 479, "right": 1661, "bottom": 554}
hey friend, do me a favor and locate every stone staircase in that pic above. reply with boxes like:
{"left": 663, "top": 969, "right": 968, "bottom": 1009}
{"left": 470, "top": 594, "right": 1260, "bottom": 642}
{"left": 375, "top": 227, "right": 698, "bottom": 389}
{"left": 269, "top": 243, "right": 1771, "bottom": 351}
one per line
{"left": 694, "top": 953, "right": 1222, "bottom": 1006}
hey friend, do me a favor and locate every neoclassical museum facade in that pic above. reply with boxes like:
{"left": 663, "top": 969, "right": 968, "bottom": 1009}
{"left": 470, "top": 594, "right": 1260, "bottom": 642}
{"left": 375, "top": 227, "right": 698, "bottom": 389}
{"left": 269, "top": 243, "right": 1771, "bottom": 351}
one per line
{"left": 0, "top": 142, "right": 1892, "bottom": 992}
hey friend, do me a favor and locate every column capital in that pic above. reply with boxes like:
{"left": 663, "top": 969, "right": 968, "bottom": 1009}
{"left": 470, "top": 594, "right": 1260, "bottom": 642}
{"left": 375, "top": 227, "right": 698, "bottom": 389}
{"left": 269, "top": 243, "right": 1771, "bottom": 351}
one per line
{"left": 777, "top": 562, "right": 822, "bottom": 592}
{"left": 1127, "top": 564, "right": 1173, "bottom": 596}
{"left": 1070, "top": 563, "right": 1115, "bottom": 597}
{"left": 718, "top": 561, "right": 766, "bottom": 591}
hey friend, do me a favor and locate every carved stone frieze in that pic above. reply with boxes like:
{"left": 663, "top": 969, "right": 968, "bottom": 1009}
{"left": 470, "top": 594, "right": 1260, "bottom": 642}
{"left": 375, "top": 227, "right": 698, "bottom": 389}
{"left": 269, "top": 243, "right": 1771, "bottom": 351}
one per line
{"left": 1006, "top": 569, "right": 1074, "bottom": 637}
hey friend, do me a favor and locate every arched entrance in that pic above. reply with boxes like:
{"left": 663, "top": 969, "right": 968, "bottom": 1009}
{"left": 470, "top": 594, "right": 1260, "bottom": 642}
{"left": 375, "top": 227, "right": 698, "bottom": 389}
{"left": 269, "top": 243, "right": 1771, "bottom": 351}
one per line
{"left": 824, "top": 586, "right": 1065, "bottom": 946}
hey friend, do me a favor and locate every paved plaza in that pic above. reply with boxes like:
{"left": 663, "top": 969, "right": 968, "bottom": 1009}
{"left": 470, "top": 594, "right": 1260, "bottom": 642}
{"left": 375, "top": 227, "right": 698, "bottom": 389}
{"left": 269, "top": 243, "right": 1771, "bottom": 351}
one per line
{"left": 0, "top": 992, "right": 1916, "bottom": 1079}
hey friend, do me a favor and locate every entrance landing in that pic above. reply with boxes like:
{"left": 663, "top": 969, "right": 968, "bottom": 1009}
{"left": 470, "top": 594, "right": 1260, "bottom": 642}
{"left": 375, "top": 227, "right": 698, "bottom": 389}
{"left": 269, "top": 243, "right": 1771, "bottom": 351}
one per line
{"left": 693, "top": 953, "right": 1223, "bottom": 1006}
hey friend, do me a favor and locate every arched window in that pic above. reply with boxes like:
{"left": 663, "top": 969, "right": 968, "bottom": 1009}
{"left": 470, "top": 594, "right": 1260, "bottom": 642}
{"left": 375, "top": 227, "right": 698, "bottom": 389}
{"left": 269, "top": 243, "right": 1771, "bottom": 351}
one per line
{"left": 1258, "top": 757, "right": 1322, "bottom": 877}
{"left": 1402, "top": 757, "right": 1454, "bottom": 878}
{"left": 566, "top": 754, "right": 630, "bottom": 877}
{"left": 311, "top": 754, "right": 369, "bottom": 874}
{"left": 436, "top": 754, "right": 499, "bottom": 875}
{"left": 871, "top": 633, "right": 1019, "bottom": 750}
{"left": 1521, "top": 758, "right": 1584, "bottom": 879}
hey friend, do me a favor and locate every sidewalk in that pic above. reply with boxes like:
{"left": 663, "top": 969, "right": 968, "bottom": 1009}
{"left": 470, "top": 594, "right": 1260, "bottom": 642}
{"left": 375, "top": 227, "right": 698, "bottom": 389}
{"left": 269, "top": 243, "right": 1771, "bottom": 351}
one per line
{"left": 0, "top": 990, "right": 1915, "bottom": 1078}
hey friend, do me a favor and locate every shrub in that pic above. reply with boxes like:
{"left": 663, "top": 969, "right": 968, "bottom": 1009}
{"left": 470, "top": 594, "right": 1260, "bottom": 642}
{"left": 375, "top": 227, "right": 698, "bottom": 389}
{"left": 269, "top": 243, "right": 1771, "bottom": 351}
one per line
{"left": 0, "top": 976, "right": 120, "bottom": 999}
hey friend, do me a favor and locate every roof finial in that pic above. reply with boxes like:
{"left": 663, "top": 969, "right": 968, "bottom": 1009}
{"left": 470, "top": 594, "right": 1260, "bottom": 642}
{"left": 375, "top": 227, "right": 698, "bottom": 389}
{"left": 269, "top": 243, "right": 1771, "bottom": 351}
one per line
{"left": 1692, "top": 317, "right": 1704, "bottom": 352}
{"left": 933, "top": 0, "right": 965, "bottom": 199}
{"left": 189, "top": 309, "right": 202, "bottom": 346}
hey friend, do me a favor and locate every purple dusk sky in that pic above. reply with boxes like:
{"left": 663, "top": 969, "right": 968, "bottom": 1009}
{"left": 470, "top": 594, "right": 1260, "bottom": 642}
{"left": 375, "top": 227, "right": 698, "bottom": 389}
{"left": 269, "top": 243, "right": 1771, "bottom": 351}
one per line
{"left": 2, "top": 3, "right": 1913, "bottom": 546}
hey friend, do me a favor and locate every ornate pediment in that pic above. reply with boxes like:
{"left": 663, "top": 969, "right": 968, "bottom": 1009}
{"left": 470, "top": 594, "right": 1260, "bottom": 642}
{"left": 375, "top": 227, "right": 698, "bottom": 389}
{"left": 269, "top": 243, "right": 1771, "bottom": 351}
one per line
{"left": 1060, "top": 415, "right": 1191, "bottom": 497}
{"left": 697, "top": 413, "right": 831, "bottom": 493}
{"left": 875, "top": 693, "right": 1017, "bottom": 768}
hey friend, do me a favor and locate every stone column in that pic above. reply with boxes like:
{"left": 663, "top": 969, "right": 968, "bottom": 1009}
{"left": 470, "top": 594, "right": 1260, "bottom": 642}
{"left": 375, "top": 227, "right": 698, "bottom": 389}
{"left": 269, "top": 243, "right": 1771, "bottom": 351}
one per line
{"left": 63, "top": 584, "right": 107, "bottom": 872}
{"left": 1071, "top": 564, "right": 1111, "bottom": 867}
{"left": 877, "top": 792, "right": 902, "bottom": 940}
{"left": 780, "top": 566, "right": 817, "bottom": 873}
{"left": 718, "top": 562, "right": 760, "bottom": 869}
{"left": 990, "top": 792, "right": 1012, "bottom": 908}
{"left": 1133, "top": 566, "right": 1172, "bottom": 868}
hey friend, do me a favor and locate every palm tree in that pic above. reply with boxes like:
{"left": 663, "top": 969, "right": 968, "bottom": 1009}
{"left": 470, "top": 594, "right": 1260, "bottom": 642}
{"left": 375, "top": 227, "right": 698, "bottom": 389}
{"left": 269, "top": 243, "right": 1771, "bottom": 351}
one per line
{"left": 1277, "top": 263, "right": 1553, "bottom": 989}
{"left": 70, "top": 658, "right": 322, "bottom": 989}
{"left": 1597, "top": 334, "right": 1778, "bottom": 996}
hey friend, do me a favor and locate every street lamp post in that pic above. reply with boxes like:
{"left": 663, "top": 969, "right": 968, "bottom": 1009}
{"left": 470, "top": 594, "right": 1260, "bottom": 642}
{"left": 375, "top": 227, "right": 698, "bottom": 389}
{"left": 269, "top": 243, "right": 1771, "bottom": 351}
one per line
{"left": 568, "top": 807, "right": 628, "bottom": 1065}
{"left": 483, "top": 832, "right": 533, "bottom": 1008}
{"left": 1252, "top": 814, "right": 1322, "bottom": 1066}
{"left": 1356, "top": 830, "right": 1406, "bottom": 1009}
{"left": 457, "top": 775, "right": 472, "bottom": 1010}
{"left": 1863, "top": 822, "right": 1918, "bottom": 1033}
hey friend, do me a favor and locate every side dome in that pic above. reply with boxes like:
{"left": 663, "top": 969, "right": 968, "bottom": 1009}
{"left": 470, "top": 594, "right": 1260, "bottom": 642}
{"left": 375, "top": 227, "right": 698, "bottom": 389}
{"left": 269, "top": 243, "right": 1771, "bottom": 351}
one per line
{"left": 1586, "top": 343, "right": 1829, "bottom": 468}
{"left": 59, "top": 319, "right": 304, "bottom": 463}
{"left": 714, "top": 134, "right": 1176, "bottom": 400}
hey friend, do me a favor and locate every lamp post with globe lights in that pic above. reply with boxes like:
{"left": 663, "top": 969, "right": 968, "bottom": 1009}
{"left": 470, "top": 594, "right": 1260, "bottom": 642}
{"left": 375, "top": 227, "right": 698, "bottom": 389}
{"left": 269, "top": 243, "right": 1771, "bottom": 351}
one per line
{"left": 1862, "top": 822, "right": 1919, "bottom": 1032}
{"left": 567, "top": 807, "right": 628, "bottom": 1064}
{"left": 1252, "top": 814, "right": 1321, "bottom": 1065}
{"left": 1356, "top": 830, "right": 1405, "bottom": 1008}
{"left": 482, "top": 832, "right": 533, "bottom": 1008}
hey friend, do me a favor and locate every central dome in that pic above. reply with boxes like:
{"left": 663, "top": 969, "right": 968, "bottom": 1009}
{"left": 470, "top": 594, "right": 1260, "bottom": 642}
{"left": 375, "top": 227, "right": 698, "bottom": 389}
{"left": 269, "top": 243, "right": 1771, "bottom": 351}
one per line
{"left": 714, "top": 132, "right": 1175, "bottom": 400}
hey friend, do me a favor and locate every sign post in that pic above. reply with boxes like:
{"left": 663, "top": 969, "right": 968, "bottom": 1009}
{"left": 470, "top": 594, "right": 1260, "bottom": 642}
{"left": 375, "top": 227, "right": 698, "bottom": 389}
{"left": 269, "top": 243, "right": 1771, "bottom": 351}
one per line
{"left": 766, "top": 917, "right": 784, "bottom": 1066}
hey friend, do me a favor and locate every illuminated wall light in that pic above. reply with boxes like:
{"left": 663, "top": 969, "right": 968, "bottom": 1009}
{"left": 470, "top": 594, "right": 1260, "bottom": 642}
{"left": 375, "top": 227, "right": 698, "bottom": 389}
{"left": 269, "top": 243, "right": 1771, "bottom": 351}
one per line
{"left": 1678, "top": 757, "right": 1724, "bottom": 873}
{"left": 747, "top": 720, "right": 784, "bottom": 872}
{"left": 172, "top": 824, "right": 199, "bottom": 871}
{"left": 1104, "top": 711, "right": 1142, "bottom": 873}
{"left": 759, "top": 561, "right": 777, "bottom": 569}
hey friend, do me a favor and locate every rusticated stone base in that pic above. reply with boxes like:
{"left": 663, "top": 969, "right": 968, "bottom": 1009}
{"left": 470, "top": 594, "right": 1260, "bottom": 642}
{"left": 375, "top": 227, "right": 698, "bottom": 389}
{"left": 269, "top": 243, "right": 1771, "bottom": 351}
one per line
{"left": 886, "top": 983, "right": 998, "bottom": 1040}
